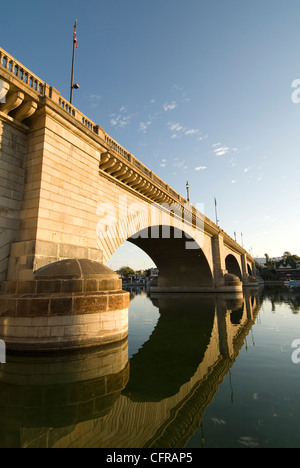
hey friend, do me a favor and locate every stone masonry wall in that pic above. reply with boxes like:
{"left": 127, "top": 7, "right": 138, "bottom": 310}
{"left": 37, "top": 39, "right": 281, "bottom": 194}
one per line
{"left": 0, "top": 118, "right": 26, "bottom": 281}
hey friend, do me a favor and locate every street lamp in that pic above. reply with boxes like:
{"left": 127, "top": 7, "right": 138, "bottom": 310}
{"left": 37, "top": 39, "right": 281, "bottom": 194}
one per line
{"left": 70, "top": 83, "right": 80, "bottom": 104}
{"left": 186, "top": 181, "right": 190, "bottom": 202}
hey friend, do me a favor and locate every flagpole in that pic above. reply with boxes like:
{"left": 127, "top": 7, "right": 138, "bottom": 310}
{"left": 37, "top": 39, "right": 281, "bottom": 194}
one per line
{"left": 70, "top": 19, "right": 77, "bottom": 104}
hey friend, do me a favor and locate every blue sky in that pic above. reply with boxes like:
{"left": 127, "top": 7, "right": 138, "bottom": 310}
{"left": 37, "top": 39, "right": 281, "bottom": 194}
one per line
{"left": 1, "top": 1, "right": 300, "bottom": 270}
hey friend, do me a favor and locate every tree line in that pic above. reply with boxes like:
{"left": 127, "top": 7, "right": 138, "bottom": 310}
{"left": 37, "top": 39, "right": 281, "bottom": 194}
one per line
{"left": 259, "top": 251, "right": 300, "bottom": 281}
{"left": 116, "top": 266, "right": 153, "bottom": 278}
{"left": 264, "top": 251, "right": 300, "bottom": 268}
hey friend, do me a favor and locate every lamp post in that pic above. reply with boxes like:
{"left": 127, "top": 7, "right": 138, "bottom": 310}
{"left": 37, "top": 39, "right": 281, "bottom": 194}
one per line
{"left": 186, "top": 181, "right": 190, "bottom": 202}
{"left": 70, "top": 19, "right": 80, "bottom": 104}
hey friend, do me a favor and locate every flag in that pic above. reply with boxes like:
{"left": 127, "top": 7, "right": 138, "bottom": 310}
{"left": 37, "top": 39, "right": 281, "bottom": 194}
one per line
{"left": 73, "top": 20, "right": 78, "bottom": 48}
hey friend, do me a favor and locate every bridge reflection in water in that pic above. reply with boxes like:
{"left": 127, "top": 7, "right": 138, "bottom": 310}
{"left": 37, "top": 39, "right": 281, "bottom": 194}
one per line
{"left": 0, "top": 291, "right": 261, "bottom": 448}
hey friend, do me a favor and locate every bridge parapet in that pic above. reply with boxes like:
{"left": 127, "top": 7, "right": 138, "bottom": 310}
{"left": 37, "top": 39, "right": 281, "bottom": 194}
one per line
{"left": 0, "top": 48, "right": 45, "bottom": 96}
{"left": 0, "top": 47, "right": 102, "bottom": 134}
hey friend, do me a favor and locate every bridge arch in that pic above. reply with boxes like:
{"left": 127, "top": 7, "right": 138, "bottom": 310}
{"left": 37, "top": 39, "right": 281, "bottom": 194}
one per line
{"left": 128, "top": 226, "right": 214, "bottom": 292}
{"left": 97, "top": 200, "right": 206, "bottom": 263}
{"left": 97, "top": 201, "right": 215, "bottom": 292}
{"left": 225, "top": 254, "right": 242, "bottom": 280}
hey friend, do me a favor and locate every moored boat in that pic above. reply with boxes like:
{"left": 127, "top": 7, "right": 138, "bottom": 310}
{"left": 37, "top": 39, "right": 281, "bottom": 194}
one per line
{"left": 286, "top": 279, "right": 300, "bottom": 287}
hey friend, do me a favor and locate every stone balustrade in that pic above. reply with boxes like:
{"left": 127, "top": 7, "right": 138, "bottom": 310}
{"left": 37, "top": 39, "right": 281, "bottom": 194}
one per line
{"left": 0, "top": 49, "right": 45, "bottom": 95}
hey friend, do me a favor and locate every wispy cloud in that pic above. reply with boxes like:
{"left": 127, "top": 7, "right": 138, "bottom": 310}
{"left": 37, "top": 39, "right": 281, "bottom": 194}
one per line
{"left": 213, "top": 143, "right": 230, "bottom": 157}
{"left": 163, "top": 101, "right": 177, "bottom": 111}
{"left": 139, "top": 121, "right": 152, "bottom": 133}
{"left": 185, "top": 129, "right": 199, "bottom": 136}
{"left": 160, "top": 158, "right": 167, "bottom": 167}
{"left": 213, "top": 143, "right": 243, "bottom": 158}
{"left": 110, "top": 107, "right": 134, "bottom": 128}
{"left": 173, "top": 84, "right": 190, "bottom": 102}
{"left": 110, "top": 115, "right": 131, "bottom": 128}
{"left": 168, "top": 122, "right": 184, "bottom": 133}
{"left": 167, "top": 122, "right": 202, "bottom": 140}
{"left": 195, "top": 166, "right": 207, "bottom": 171}
{"left": 173, "top": 84, "right": 184, "bottom": 93}
{"left": 172, "top": 158, "right": 187, "bottom": 170}
{"left": 89, "top": 93, "right": 101, "bottom": 109}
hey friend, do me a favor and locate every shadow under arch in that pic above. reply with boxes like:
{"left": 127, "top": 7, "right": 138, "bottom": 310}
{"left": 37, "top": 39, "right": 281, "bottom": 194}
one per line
{"left": 225, "top": 254, "right": 242, "bottom": 280}
{"left": 128, "top": 226, "right": 214, "bottom": 292}
{"left": 123, "top": 294, "right": 216, "bottom": 402}
{"left": 230, "top": 303, "right": 245, "bottom": 325}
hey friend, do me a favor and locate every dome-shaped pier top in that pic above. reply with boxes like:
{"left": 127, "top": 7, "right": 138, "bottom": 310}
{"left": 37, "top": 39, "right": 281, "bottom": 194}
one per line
{"left": 35, "top": 259, "right": 119, "bottom": 281}
{"left": 32, "top": 259, "right": 121, "bottom": 293}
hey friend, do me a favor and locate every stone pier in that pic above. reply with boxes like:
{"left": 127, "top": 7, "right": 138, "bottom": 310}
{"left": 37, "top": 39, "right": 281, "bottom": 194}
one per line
{"left": 0, "top": 259, "right": 129, "bottom": 351}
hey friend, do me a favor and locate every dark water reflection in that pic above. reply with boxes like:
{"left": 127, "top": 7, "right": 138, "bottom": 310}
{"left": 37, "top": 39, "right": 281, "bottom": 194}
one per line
{"left": 0, "top": 287, "right": 299, "bottom": 448}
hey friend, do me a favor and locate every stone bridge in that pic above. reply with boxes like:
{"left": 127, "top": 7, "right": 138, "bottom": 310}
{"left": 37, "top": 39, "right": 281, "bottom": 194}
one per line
{"left": 0, "top": 47, "right": 258, "bottom": 350}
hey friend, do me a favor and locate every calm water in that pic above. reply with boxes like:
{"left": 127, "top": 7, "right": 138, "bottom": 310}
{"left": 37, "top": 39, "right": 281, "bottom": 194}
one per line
{"left": 0, "top": 287, "right": 299, "bottom": 448}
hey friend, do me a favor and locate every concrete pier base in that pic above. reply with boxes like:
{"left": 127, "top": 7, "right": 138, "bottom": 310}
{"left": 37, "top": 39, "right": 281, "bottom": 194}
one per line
{"left": 150, "top": 273, "right": 244, "bottom": 294}
{"left": 0, "top": 259, "right": 129, "bottom": 352}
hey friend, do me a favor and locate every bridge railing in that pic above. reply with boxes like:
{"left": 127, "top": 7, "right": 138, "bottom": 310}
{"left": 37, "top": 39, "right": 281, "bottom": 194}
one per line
{"left": 0, "top": 48, "right": 45, "bottom": 96}
{"left": 103, "top": 130, "right": 187, "bottom": 205}
{"left": 0, "top": 47, "right": 101, "bottom": 136}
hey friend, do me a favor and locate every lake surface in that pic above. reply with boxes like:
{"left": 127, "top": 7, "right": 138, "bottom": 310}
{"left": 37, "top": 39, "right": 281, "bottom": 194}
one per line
{"left": 0, "top": 287, "right": 299, "bottom": 448}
